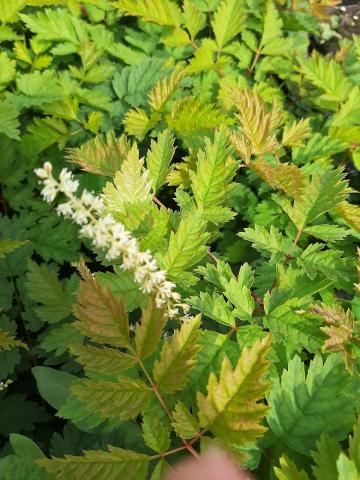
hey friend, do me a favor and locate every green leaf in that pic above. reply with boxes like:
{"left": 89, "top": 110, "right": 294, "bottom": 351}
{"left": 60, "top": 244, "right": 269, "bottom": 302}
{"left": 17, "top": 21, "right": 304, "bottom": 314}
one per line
{"left": 0, "top": 99, "right": 20, "bottom": 140}
{"left": 190, "top": 128, "right": 238, "bottom": 210}
{"left": 274, "top": 456, "right": 310, "bottom": 480}
{"left": 172, "top": 402, "right": 200, "bottom": 439}
{"left": 188, "top": 291, "right": 235, "bottom": 326}
{"left": 40, "top": 324, "right": 82, "bottom": 357}
{"left": 336, "top": 454, "right": 359, "bottom": 480}
{"left": 148, "top": 70, "right": 186, "bottom": 112}
{"left": 10, "top": 434, "right": 45, "bottom": 460}
{"left": 183, "top": 0, "right": 206, "bottom": 39}
{"left": 221, "top": 264, "right": 255, "bottom": 319}
{"left": 211, "top": 0, "right": 245, "bottom": 50}
{"left": 311, "top": 434, "right": 341, "bottom": 480}
{"left": 66, "top": 131, "right": 130, "bottom": 177}
{"left": 26, "top": 260, "right": 75, "bottom": 323}
{"left": 96, "top": 267, "right": 144, "bottom": 313}
{"left": 267, "top": 354, "right": 356, "bottom": 456}
{"left": 0, "top": 329, "right": 27, "bottom": 351}
{"left": 277, "top": 168, "right": 351, "bottom": 231}
{"left": 71, "top": 378, "right": 152, "bottom": 421}
{"left": 349, "top": 419, "right": 360, "bottom": 472}
{"left": 0, "top": 51, "right": 15, "bottom": 89}
{"left": 296, "top": 244, "right": 352, "bottom": 282}
{"left": 153, "top": 315, "right": 201, "bottom": 394}
{"left": 161, "top": 211, "right": 209, "bottom": 280}
{"left": 135, "top": 298, "right": 168, "bottom": 361}
{"left": 113, "top": 59, "right": 168, "bottom": 107}
{"left": 0, "top": 394, "right": 49, "bottom": 436}
{"left": 146, "top": 129, "right": 175, "bottom": 193}
{"left": 103, "top": 143, "right": 152, "bottom": 216}
{"left": 299, "top": 53, "right": 354, "bottom": 104}
{"left": 20, "top": 8, "right": 83, "bottom": 43}
{"left": 167, "top": 97, "right": 229, "bottom": 141}
{"left": 303, "top": 224, "right": 349, "bottom": 243}
{"left": 32, "top": 366, "right": 77, "bottom": 410}
{"left": 260, "top": 0, "right": 285, "bottom": 55}
{"left": 197, "top": 335, "right": 271, "bottom": 447}
{"left": 16, "top": 70, "right": 64, "bottom": 105}
{"left": 0, "top": 0, "right": 25, "bottom": 24}
{"left": 73, "top": 260, "right": 131, "bottom": 348}
{"left": 142, "top": 414, "right": 170, "bottom": 453}
{"left": 239, "top": 225, "right": 293, "bottom": 263}
{"left": 0, "top": 239, "right": 27, "bottom": 258}
{"left": 115, "top": 0, "right": 181, "bottom": 27}
{"left": 70, "top": 344, "right": 137, "bottom": 376}
{"left": 39, "top": 446, "right": 151, "bottom": 480}
{"left": 282, "top": 118, "right": 311, "bottom": 147}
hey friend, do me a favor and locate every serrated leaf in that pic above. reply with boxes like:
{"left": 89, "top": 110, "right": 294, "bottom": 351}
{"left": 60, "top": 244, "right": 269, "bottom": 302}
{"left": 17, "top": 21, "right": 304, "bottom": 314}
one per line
{"left": 146, "top": 129, "right": 175, "bottom": 192}
{"left": 161, "top": 212, "right": 210, "bottom": 279}
{"left": 280, "top": 168, "right": 352, "bottom": 231}
{"left": 232, "top": 89, "right": 279, "bottom": 155}
{"left": 41, "top": 324, "right": 82, "bottom": 357}
{"left": 70, "top": 344, "right": 137, "bottom": 376}
{"left": 267, "top": 354, "right": 356, "bottom": 455}
{"left": 103, "top": 143, "right": 152, "bottom": 216}
{"left": 297, "top": 244, "right": 350, "bottom": 282}
{"left": 123, "top": 108, "right": 158, "bottom": 141}
{"left": 71, "top": 377, "right": 152, "bottom": 421}
{"left": 153, "top": 315, "right": 201, "bottom": 394}
{"left": 239, "top": 225, "right": 293, "bottom": 263}
{"left": 260, "top": 0, "right": 284, "bottom": 54}
{"left": 0, "top": 99, "right": 20, "bottom": 140}
{"left": 223, "top": 276, "right": 254, "bottom": 319}
{"left": 274, "top": 456, "right": 310, "bottom": 480}
{"left": 311, "top": 434, "right": 341, "bottom": 480}
{"left": 115, "top": 0, "right": 181, "bottom": 27}
{"left": 142, "top": 414, "right": 170, "bottom": 453}
{"left": 167, "top": 96, "right": 229, "bottom": 139}
{"left": 188, "top": 291, "right": 235, "bottom": 326}
{"left": 282, "top": 118, "right": 311, "bottom": 147}
{"left": 0, "top": 51, "right": 15, "bottom": 89}
{"left": 0, "top": 239, "right": 27, "bottom": 258}
{"left": 183, "top": 0, "right": 206, "bottom": 39}
{"left": 26, "top": 260, "right": 75, "bottom": 323}
{"left": 197, "top": 335, "right": 271, "bottom": 447}
{"left": 336, "top": 454, "right": 359, "bottom": 480}
{"left": 172, "top": 402, "right": 200, "bottom": 439}
{"left": 0, "top": 329, "right": 27, "bottom": 351}
{"left": 211, "top": 0, "right": 245, "bottom": 50}
{"left": 67, "top": 131, "right": 130, "bottom": 177}
{"left": 135, "top": 298, "right": 168, "bottom": 360}
{"left": 299, "top": 52, "right": 353, "bottom": 104}
{"left": 250, "top": 159, "right": 306, "bottom": 199}
{"left": 38, "top": 446, "right": 151, "bottom": 480}
{"left": 336, "top": 202, "right": 360, "bottom": 233}
{"left": 73, "top": 260, "right": 130, "bottom": 348}
{"left": 304, "top": 224, "right": 349, "bottom": 242}
{"left": 148, "top": 70, "right": 186, "bottom": 112}
{"left": 16, "top": 70, "right": 63, "bottom": 104}
{"left": 190, "top": 128, "right": 238, "bottom": 210}
{"left": 0, "top": 0, "right": 25, "bottom": 24}
{"left": 20, "top": 8, "right": 83, "bottom": 43}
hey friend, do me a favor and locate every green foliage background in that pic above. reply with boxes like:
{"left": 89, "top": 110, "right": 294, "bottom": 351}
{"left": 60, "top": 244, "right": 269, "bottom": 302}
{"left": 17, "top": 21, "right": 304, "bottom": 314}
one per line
{"left": 0, "top": 0, "right": 360, "bottom": 478}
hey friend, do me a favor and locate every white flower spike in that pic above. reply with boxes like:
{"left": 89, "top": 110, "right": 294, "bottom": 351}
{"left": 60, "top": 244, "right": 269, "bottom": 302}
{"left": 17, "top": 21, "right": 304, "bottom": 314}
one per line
{"left": 34, "top": 163, "right": 187, "bottom": 317}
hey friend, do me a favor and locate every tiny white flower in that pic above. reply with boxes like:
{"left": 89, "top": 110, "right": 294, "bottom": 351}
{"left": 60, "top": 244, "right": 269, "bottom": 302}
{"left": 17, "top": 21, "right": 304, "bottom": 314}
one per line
{"left": 35, "top": 161, "right": 186, "bottom": 318}
{"left": 41, "top": 177, "right": 59, "bottom": 202}
{"left": 56, "top": 201, "right": 74, "bottom": 218}
{"left": 59, "top": 168, "right": 79, "bottom": 195}
{"left": 34, "top": 161, "right": 53, "bottom": 179}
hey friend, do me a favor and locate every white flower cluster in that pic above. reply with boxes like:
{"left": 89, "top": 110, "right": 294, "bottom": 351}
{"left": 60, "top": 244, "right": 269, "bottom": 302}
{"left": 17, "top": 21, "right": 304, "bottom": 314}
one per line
{"left": 0, "top": 379, "right": 13, "bottom": 392}
{"left": 34, "top": 162, "right": 188, "bottom": 317}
